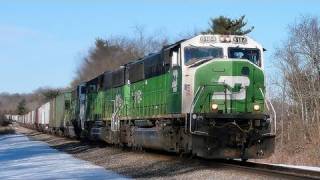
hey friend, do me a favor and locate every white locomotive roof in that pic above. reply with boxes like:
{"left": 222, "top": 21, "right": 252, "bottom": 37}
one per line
{"left": 181, "top": 34, "right": 263, "bottom": 50}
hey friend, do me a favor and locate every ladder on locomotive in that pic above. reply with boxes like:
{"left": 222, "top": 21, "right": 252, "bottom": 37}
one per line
{"left": 259, "top": 88, "right": 277, "bottom": 135}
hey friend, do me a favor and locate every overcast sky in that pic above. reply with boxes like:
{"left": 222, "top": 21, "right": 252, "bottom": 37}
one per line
{"left": 1, "top": 0, "right": 320, "bottom": 93}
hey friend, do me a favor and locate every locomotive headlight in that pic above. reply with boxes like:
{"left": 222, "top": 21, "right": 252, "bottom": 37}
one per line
{"left": 211, "top": 103, "right": 218, "bottom": 111}
{"left": 219, "top": 35, "right": 231, "bottom": 43}
{"left": 219, "top": 36, "right": 225, "bottom": 42}
{"left": 253, "top": 104, "right": 260, "bottom": 111}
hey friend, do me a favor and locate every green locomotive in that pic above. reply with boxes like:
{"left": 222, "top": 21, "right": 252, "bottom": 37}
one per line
{"left": 56, "top": 34, "right": 277, "bottom": 160}
{"left": 65, "top": 34, "right": 276, "bottom": 160}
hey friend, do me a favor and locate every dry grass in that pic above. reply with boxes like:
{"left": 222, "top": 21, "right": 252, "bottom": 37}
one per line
{"left": 256, "top": 120, "right": 320, "bottom": 167}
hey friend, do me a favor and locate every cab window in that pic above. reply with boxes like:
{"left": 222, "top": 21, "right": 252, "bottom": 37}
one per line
{"left": 228, "top": 48, "right": 261, "bottom": 66}
{"left": 184, "top": 47, "right": 223, "bottom": 65}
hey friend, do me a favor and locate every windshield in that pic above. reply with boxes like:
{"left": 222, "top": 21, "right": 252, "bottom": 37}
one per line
{"left": 228, "top": 48, "right": 261, "bottom": 66}
{"left": 184, "top": 46, "right": 223, "bottom": 65}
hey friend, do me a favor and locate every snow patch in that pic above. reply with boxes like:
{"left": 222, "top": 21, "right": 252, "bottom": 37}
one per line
{"left": 0, "top": 134, "right": 127, "bottom": 180}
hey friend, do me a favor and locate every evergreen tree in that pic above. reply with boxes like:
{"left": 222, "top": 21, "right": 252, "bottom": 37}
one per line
{"left": 41, "top": 89, "right": 60, "bottom": 101}
{"left": 203, "top": 15, "right": 254, "bottom": 35}
{"left": 16, "top": 99, "right": 27, "bottom": 115}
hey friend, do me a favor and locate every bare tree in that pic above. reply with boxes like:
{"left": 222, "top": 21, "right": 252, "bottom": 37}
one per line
{"left": 274, "top": 15, "right": 320, "bottom": 145}
{"left": 0, "top": 87, "right": 64, "bottom": 114}
{"left": 71, "top": 27, "right": 168, "bottom": 87}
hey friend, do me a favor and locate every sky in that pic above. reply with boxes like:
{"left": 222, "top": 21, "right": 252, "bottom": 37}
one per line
{"left": 0, "top": 0, "right": 320, "bottom": 93}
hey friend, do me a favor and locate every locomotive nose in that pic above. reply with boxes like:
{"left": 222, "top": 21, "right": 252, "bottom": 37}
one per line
{"left": 193, "top": 59, "right": 264, "bottom": 114}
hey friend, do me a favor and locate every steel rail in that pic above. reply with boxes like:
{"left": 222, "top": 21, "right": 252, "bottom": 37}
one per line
{"left": 214, "top": 159, "right": 320, "bottom": 179}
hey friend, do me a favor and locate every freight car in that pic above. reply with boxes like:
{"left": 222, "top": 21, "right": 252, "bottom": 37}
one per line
{"left": 14, "top": 34, "right": 276, "bottom": 160}
{"left": 48, "top": 91, "right": 72, "bottom": 136}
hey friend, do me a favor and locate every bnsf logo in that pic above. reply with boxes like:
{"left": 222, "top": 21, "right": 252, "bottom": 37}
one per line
{"left": 212, "top": 76, "right": 250, "bottom": 100}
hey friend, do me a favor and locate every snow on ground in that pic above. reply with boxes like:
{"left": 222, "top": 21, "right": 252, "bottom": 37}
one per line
{"left": 0, "top": 134, "right": 127, "bottom": 180}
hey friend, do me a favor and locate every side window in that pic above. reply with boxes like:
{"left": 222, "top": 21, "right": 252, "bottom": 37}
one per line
{"left": 103, "top": 72, "right": 113, "bottom": 90}
{"left": 89, "top": 85, "right": 96, "bottom": 92}
{"left": 80, "top": 86, "right": 86, "bottom": 94}
{"left": 112, "top": 67, "right": 125, "bottom": 87}
{"left": 163, "top": 48, "right": 180, "bottom": 68}
{"left": 171, "top": 51, "right": 178, "bottom": 67}
{"left": 65, "top": 101, "right": 70, "bottom": 110}
{"left": 128, "top": 61, "right": 144, "bottom": 83}
{"left": 144, "top": 54, "right": 165, "bottom": 79}
{"left": 98, "top": 75, "right": 104, "bottom": 90}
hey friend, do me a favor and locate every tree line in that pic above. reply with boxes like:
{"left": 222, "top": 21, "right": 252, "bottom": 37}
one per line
{"left": 272, "top": 16, "right": 320, "bottom": 155}
{"left": 0, "top": 87, "right": 62, "bottom": 115}
{"left": 72, "top": 16, "right": 253, "bottom": 86}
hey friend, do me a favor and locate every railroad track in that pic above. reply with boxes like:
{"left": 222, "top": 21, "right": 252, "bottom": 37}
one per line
{"left": 17, "top": 126, "right": 320, "bottom": 179}
{"left": 213, "top": 159, "right": 320, "bottom": 179}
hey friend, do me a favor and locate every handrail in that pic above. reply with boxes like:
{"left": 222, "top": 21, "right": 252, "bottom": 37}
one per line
{"left": 188, "top": 83, "right": 227, "bottom": 135}
{"left": 111, "top": 100, "right": 122, "bottom": 131}
{"left": 268, "top": 99, "right": 277, "bottom": 134}
{"left": 259, "top": 88, "right": 277, "bottom": 134}
{"left": 189, "top": 86, "right": 205, "bottom": 115}
{"left": 188, "top": 86, "right": 205, "bottom": 134}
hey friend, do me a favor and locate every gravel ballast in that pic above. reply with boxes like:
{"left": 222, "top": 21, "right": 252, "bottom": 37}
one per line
{"left": 16, "top": 126, "right": 290, "bottom": 180}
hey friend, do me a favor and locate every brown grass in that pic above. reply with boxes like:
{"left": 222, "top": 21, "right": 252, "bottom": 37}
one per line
{"left": 255, "top": 120, "right": 320, "bottom": 167}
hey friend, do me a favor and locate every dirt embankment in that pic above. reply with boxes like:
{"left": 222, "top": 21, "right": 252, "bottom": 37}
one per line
{"left": 14, "top": 126, "right": 289, "bottom": 180}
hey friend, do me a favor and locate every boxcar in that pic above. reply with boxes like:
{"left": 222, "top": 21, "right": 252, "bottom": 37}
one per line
{"left": 38, "top": 102, "right": 50, "bottom": 131}
{"left": 48, "top": 91, "right": 72, "bottom": 135}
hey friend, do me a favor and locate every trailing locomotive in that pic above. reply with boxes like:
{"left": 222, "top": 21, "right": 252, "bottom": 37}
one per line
{"left": 13, "top": 34, "right": 276, "bottom": 160}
